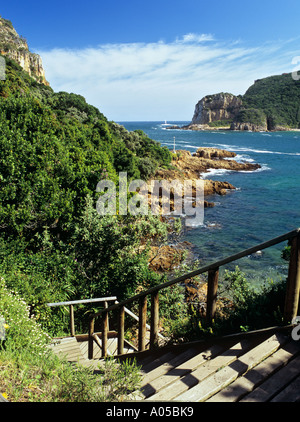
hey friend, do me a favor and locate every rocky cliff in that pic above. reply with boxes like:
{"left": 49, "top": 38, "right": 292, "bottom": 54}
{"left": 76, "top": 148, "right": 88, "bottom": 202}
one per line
{"left": 191, "top": 93, "right": 242, "bottom": 125}
{"left": 0, "top": 16, "right": 48, "bottom": 85}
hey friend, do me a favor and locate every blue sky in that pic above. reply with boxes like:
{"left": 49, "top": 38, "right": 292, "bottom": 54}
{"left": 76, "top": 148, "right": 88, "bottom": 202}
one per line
{"left": 1, "top": 1, "right": 300, "bottom": 120}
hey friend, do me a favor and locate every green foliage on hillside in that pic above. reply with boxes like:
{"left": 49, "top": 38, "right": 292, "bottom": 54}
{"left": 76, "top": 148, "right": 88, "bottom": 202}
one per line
{"left": 242, "top": 73, "right": 300, "bottom": 128}
{"left": 0, "top": 56, "right": 173, "bottom": 339}
{"left": 234, "top": 108, "right": 267, "bottom": 127}
{"left": 0, "top": 57, "right": 171, "bottom": 239}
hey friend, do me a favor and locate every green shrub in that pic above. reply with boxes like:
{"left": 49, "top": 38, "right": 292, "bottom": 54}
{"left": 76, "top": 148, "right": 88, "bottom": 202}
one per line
{"left": 0, "top": 278, "right": 141, "bottom": 402}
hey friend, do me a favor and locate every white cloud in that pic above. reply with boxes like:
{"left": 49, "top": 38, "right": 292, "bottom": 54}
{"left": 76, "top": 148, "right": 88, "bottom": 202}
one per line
{"left": 38, "top": 35, "right": 299, "bottom": 121}
{"left": 177, "top": 33, "right": 215, "bottom": 43}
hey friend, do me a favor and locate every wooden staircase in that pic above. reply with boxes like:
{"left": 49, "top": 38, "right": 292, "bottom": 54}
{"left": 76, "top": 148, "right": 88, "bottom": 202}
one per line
{"left": 128, "top": 327, "right": 300, "bottom": 402}
{"left": 48, "top": 228, "right": 300, "bottom": 402}
{"left": 49, "top": 331, "right": 137, "bottom": 367}
{"left": 49, "top": 326, "right": 300, "bottom": 402}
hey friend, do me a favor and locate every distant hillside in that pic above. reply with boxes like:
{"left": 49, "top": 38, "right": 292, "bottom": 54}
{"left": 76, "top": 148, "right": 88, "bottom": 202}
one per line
{"left": 188, "top": 72, "right": 300, "bottom": 131}
{"left": 242, "top": 73, "right": 300, "bottom": 130}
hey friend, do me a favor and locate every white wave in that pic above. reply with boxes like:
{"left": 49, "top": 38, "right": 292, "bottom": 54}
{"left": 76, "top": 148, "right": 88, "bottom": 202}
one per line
{"left": 201, "top": 163, "right": 270, "bottom": 178}
{"left": 201, "top": 168, "right": 232, "bottom": 179}
{"left": 208, "top": 143, "right": 300, "bottom": 156}
{"left": 238, "top": 164, "right": 271, "bottom": 173}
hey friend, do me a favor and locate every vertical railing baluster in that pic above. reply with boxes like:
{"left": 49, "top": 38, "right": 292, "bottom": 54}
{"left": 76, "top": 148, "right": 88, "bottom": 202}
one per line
{"left": 138, "top": 296, "right": 147, "bottom": 352}
{"left": 69, "top": 304, "right": 75, "bottom": 337}
{"left": 284, "top": 234, "right": 300, "bottom": 323}
{"left": 88, "top": 317, "right": 94, "bottom": 360}
{"left": 102, "top": 310, "right": 108, "bottom": 358}
{"left": 118, "top": 306, "right": 125, "bottom": 355}
{"left": 150, "top": 292, "right": 159, "bottom": 349}
{"left": 206, "top": 267, "right": 219, "bottom": 324}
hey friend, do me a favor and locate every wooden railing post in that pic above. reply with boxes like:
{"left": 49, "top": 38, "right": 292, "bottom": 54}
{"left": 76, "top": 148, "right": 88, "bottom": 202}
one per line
{"left": 150, "top": 292, "right": 159, "bottom": 349}
{"left": 206, "top": 267, "right": 219, "bottom": 324}
{"left": 69, "top": 304, "right": 75, "bottom": 337}
{"left": 88, "top": 317, "right": 95, "bottom": 360}
{"left": 118, "top": 306, "right": 125, "bottom": 355}
{"left": 138, "top": 296, "right": 147, "bottom": 352}
{"left": 102, "top": 310, "right": 109, "bottom": 358}
{"left": 284, "top": 234, "right": 300, "bottom": 323}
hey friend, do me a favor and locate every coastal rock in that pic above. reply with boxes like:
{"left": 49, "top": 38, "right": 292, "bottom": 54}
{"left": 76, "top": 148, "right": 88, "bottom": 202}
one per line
{"left": 0, "top": 17, "right": 49, "bottom": 85}
{"left": 191, "top": 93, "right": 242, "bottom": 125}
{"left": 230, "top": 122, "right": 268, "bottom": 132}
{"left": 151, "top": 147, "right": 260, "bottom": 209}
{"left": 171, "top": 149, "right": 260, "bottom": 178}
{"left": 204, "top": 180, "right": 235, "bottom": 196}
{"left": 193, "top": 147, "right": 236, "bottom": 160}
{"left": 148, "top": 244, "right": 190, "bottom": 272}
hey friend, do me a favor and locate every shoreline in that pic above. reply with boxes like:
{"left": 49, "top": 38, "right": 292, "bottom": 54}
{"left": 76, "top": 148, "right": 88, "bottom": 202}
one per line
{"left": 154, "top": 147, "right": 261, "bottom": 202}
{"left": 166, "top": 124, "right": 300, "bottom": 133}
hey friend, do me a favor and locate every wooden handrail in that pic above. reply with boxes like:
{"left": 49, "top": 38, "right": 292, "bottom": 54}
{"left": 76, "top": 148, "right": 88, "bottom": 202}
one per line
{"left": 88, "top": 228, "right": 300, "bottom": 359}
{"left": 47, "top": 297, "right": 117, "bottom": 337}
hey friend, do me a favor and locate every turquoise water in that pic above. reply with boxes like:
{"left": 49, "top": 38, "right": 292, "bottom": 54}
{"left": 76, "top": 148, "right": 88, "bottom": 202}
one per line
{"left": 119, "top": 121, "right": 300, "bottom": 284}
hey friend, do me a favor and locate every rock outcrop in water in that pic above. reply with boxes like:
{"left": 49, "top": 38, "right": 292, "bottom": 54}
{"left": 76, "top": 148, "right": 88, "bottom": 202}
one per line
{"left": 153, "top": 147, "right": 261, "bottom": 207}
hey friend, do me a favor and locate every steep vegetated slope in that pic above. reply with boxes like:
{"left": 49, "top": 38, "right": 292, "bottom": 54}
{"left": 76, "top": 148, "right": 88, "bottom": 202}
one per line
{"left": 0, "top": 23, "right": 174, "bottom": 335}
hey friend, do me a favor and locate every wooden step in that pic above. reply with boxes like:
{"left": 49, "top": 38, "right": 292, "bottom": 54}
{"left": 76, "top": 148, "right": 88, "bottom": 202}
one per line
{"left": 241, "top": 351, "right": 300, "bottom": 402}
{"left": 141, "top": 343, "right": 226, "bottom": 399}
{"left": 145, "top": 337, "right": 256, "bottom": 401}
{"left": 175, "top": 333, "right": 289, "bottom": 402}
{"left": 207, "top": 339, "right": 300, "bottom": 402}
{"left": 270, "top": 374, "right": 300, "bottom": 402}
{"left": 49, "top": 337, "right": 86, "bottom": 364}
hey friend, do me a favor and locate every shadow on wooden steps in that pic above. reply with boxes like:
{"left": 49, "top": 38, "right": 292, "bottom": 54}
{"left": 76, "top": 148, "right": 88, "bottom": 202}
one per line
{"left": 122, "top": 326, "right": 300, "bottom": 402}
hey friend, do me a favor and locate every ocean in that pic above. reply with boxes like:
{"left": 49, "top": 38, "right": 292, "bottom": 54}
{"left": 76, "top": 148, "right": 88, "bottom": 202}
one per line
{"left": 119, "top": 121, "right": 300, "bottom": 286}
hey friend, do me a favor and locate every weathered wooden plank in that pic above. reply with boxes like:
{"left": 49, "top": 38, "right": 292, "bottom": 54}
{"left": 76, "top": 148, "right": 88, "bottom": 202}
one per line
{"left": 141, "top": 344, "right": 225, "bottom": 399}
{"left": 141, "top": 351, "right": 178, "bottom": 374}
{"left": 271, "top": 374, "right": 300, "bottom": 402}
{"left": 141, "top": 347, "right": 200, "bottom": 387}
{"left": 175, "top": 334, "right": 287, "bottom": 402}
{"left": 207, "top": 339, "right": 300, "bottom": 402}
{"left": 241, "top": 354, "right": 300, "bottom": 402}
{"left": 146, "top": 338, "right": 254, "bottom": 402}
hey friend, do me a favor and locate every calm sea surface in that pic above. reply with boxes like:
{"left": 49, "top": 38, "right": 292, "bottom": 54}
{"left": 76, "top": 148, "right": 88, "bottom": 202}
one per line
{"left": 119, "top": 121, "right": 300, "bottom": 285}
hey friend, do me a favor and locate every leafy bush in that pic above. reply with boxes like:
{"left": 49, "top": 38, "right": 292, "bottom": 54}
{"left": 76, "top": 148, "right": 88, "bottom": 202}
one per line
{"left": 0, "top": 277, "right": 141, "bottom": 402}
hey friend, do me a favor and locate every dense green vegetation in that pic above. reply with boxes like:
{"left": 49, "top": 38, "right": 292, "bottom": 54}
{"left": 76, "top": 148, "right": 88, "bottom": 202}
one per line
{"left": 234, "top": 108, "right": 267, "bottom": 127}
{"left": 0, "top": 56, "right": 174, "bottom": 326}
{"left": 241, "top": 72, "right": 300, "bottom": 129}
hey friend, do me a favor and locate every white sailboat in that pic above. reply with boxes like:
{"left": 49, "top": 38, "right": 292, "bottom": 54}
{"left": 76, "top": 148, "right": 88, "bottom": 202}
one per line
{"left": 161, "top": 120, "right": 172, "bottom": 126}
